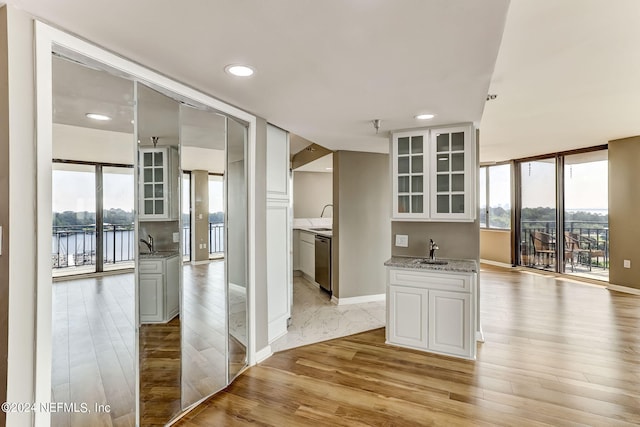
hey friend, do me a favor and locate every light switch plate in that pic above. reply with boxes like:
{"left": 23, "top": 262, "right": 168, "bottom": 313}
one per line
{"left": 173, "top": 232, "right": 179, "bottom": 243}
{"left": 624, "top": 259, "right": 631, "bottom": 268}
{"left": 395, "top": 234, "right": 408, "bottom": 247}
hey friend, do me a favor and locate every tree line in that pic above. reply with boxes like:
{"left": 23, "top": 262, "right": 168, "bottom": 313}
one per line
{"left": 54, "top": 209, "right": 225, "bottom": 227}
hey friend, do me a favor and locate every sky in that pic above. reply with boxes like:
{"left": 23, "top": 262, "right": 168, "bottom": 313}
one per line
{"left": 521, "top": 160, "right": 608, "bottom": 210}
{"left": 53, "top": 169, "right": 223, "bottom": 213}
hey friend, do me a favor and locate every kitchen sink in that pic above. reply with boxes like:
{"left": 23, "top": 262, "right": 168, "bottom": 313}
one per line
{"left": 309, "top": 227, "right": 332, "bottom": 231}
{"left": 412, "top": 259, "right": 449, "bottom": 265}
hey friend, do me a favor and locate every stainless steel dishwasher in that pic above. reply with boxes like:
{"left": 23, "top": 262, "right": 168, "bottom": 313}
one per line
{"left": 314, "top": 235, "right": 331, "bottom": 294}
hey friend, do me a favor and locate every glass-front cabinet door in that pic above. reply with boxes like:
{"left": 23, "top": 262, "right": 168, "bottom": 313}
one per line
{"left": 391, "top": 124, "right": 475, "bottom": 221}
{"left": 140, "top": 147, "right": 167, "bottom": 217}
{"left": 392, "top": 130, "right": 429, "bottom": 219}
{"left": 430, "top": 125, "right": 473, "bottom": 220}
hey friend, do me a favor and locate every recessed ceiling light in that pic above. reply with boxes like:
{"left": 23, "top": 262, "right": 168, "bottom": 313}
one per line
{"left": 415, "top": 114, "right": 435, "bottom": 120}
{"left": 86, "top": 113, "right": 111, "bottom": 121}
{"left": 225, "top": 64, "right": 254, "bottom": 77}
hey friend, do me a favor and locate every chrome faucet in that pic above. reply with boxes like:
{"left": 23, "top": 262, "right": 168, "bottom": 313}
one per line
{"left": 140, "top": 234, "right": 154, "bottom": 253}
{"left": 429, "top": 239, "right": 439, "bottom": 260}
{"left": 320, "top": 204, "right": 333, "bottom": 218}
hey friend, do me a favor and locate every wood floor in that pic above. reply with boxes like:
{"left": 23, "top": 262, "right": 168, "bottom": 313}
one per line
{"left": 52, "top": 261, "right": 247, "bottom": 427}
{"left": 175, "top": 266, "right": 640, "bottom": 426}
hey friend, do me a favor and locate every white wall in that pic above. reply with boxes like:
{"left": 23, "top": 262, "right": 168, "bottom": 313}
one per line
{"left": 293, "top": 171, "right": 332, "bottom": 218}
{"left": 182, "top": 146, "right": 224, "bottom": 172}
{"left": 53, "top": 123, "right": 134, "bottom": 163}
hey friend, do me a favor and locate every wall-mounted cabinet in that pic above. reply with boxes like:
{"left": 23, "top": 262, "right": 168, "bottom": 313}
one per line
{"left": 139, "top": 146, "right": 179, "bottom": 220}
{"left": 391, "top": 124, "right": 476, "bottom": 221}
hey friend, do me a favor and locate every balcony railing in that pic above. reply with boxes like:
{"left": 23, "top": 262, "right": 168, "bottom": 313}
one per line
{"left": 520, "top": 220, "right": 609, "bottom": 270}
{"left": 181, "top": 222, "right": 224, "bottom": 260}
{"left": 52, "top": 223, "right": 135, "bottom": 269}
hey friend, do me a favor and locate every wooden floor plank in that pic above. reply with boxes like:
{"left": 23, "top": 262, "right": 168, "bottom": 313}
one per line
{"left": 176, "top": 266, "right": 640, "bottom": 426}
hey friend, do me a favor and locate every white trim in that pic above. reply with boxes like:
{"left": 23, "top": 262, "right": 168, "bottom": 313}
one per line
{"left": 34, "top": 21, "right": 54, "bottom": 427}
{"left": 479, "top": 259, "right": 513, "bottom": 269}
{"left": 476, "top": 327, "right": 485, "bottom": 343}
{"left": 332, "top": 293, "right": 386, "bottom": 305}
{"left": 35, "top": 21, "right": 258, "bottom": 427}
{"left": 607, "top": 284, "right": 640, "bottom": 296}
{"left": 255, "top": 345, "right": 273, "bottom": 364}
{"left": 190, "top": 259, "right": 214, "bottom": 266}
{"left": 229, "top": 282, "right": 247, "bottom": 295}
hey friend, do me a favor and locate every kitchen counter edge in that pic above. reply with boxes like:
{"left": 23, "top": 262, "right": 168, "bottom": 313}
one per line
{"left": 384, "top": 256, "right": 477, "bottom": 273}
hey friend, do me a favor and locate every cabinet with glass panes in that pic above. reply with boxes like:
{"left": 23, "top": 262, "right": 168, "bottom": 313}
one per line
{"left": 391, "top": 124, "right": 475, "bottom": 221}
{"left": 139, "top": 147, "right": 179, "bottom": 220}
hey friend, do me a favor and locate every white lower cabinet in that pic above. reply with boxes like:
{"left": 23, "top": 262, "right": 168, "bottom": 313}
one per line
{"left": 388, "top": 285, "right": 428, "bottom": 348}
{"left": 386, "top": 268, "right": 476, "bottom": 359}
{"left": 299, "top": 231, "right": 315, "bottom": 280}
{"left": 428, "top": 290, "right": 471, "bottom": 358}
{"left": 139, "top": 254, "right": 180, "bottom": 323}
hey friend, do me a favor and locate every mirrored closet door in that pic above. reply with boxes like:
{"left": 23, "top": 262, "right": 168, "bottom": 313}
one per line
{"left": 47, "top": 47, "right": 250, "bottom": 427}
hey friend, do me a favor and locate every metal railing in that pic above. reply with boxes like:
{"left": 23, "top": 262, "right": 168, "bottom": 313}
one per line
{"left": 209, "top": 223, "right": 224, "bottom": 255}
{"left": 52, "top": 223, "right": 135, "bottom": 269}
{"left": 181, "top": 222, "right": 224, "bottom": 259}
{"left": 53, "top": 221, "right": 224, "bottom": 269}
{"left": 520, "top": 220, "right": 609, "bottom": 269}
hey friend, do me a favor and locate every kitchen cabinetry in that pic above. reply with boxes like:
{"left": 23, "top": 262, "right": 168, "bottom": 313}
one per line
{"left": 299, "top": 231, "right": 315, "bottom": 280}
{"left": 391, "top": 124, "right": 475, "bottom": 221}
{"left": 139, "top": 147, "right": 179, "bottom": 220}
{"left": 386, "top": 265, "right": 476, "bottom": 359}
{"left": 139, "top": 253, "right": 180, "bottom": 323}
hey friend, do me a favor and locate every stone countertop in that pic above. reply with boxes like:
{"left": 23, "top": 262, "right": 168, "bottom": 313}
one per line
{"left": 139, "top": 251, "right": 180, "bottom": 259}
{"left": 384, "top": 256, "right": 477, "bottom": 273}
{"left": 294, "top": 227, "right": 332, "bottom": 237}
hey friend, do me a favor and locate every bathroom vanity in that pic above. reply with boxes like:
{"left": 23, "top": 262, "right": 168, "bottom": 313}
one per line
{"left": 384, "top": 256, "right": 478, "bottom": 360}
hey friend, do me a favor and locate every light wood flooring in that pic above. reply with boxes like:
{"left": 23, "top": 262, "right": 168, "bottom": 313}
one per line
{"left": 175, "top": 265, "right": 640, "bottom": 426}
{"left": 52, "top": 261, "right": 247, "bottom": 427}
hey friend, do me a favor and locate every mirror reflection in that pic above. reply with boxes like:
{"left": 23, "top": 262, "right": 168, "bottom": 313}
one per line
{"left": 226, "top": 117, "right": 249, "bottom": 380}
{"left": 48, "top": 50, "right": 249, "bottom": 427}
{"left": 179, "top": 105, "right": 228, "bottom": 407}
{"left": 136, "top": 82, "right": 182, "bottom": 425}
{"left": 50, "top": 54, "right": 136, "bottom": 427}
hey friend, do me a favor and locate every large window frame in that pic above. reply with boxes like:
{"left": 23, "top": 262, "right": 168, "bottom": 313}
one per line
{"left": 513, "top": 145, "right": 608, "bottom": 275}
{"left": 52, "top": 159, "right": 134, "bottom": 274}
{"left": 479, "top": 162, "right": 512, "bottom": 230}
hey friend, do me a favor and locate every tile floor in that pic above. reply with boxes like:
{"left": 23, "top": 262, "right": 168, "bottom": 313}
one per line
{"left": 270, "top": 275, "right": 386, "bottom": 353}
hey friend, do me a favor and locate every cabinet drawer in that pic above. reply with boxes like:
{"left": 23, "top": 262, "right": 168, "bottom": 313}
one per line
{"left": 389, "top": 269, "right": 471, "bottom": 292}
{"left": 139, "top": 260, "right": 163, "bottom": 274}
{"left": 299, "top": 231, "right": 315, "bottom": 244}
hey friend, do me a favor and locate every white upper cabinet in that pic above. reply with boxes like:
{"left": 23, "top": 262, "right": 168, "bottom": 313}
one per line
{"left": 391, "top": 124, "right": 476, "bottom": 222}
{"left": 139, "top": 146, "right": 179, "bottom": 220}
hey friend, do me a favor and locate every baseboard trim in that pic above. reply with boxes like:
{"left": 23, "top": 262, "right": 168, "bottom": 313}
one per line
{"left": 607, "top": 283, "right": 640, "bottom": 296}
{"left": 229, "top": 282, "right": 247, "bottom": 295}
{"left": 190, "top": 259, "right": 212, "bottom": 265}
{"left": 255, "top": 345, "right": 273, "bottom": 364}
{"left": 332, "top": 293, "right": 386, "bottom": 305}
{"left": 480, "top": 259, "right": 513, "bottom": 269}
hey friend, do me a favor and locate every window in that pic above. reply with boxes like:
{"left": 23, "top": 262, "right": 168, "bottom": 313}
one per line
{"left": 479, "top": 163, "right": 511, "bottom": 230}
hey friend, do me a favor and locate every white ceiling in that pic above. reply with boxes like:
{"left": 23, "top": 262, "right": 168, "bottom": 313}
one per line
{"left": 481, "top": 0, "right": 640, "bottom": 162}
{"left": 11, "top": 1, "right": 640, "bottom": 163}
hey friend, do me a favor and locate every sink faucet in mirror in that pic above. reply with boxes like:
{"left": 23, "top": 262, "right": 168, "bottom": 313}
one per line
{"left": 140, "top": 234, "right": 154, "bottom": 253}
{"left": 429, "top": 239, "right": 439, "bottom": 260}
